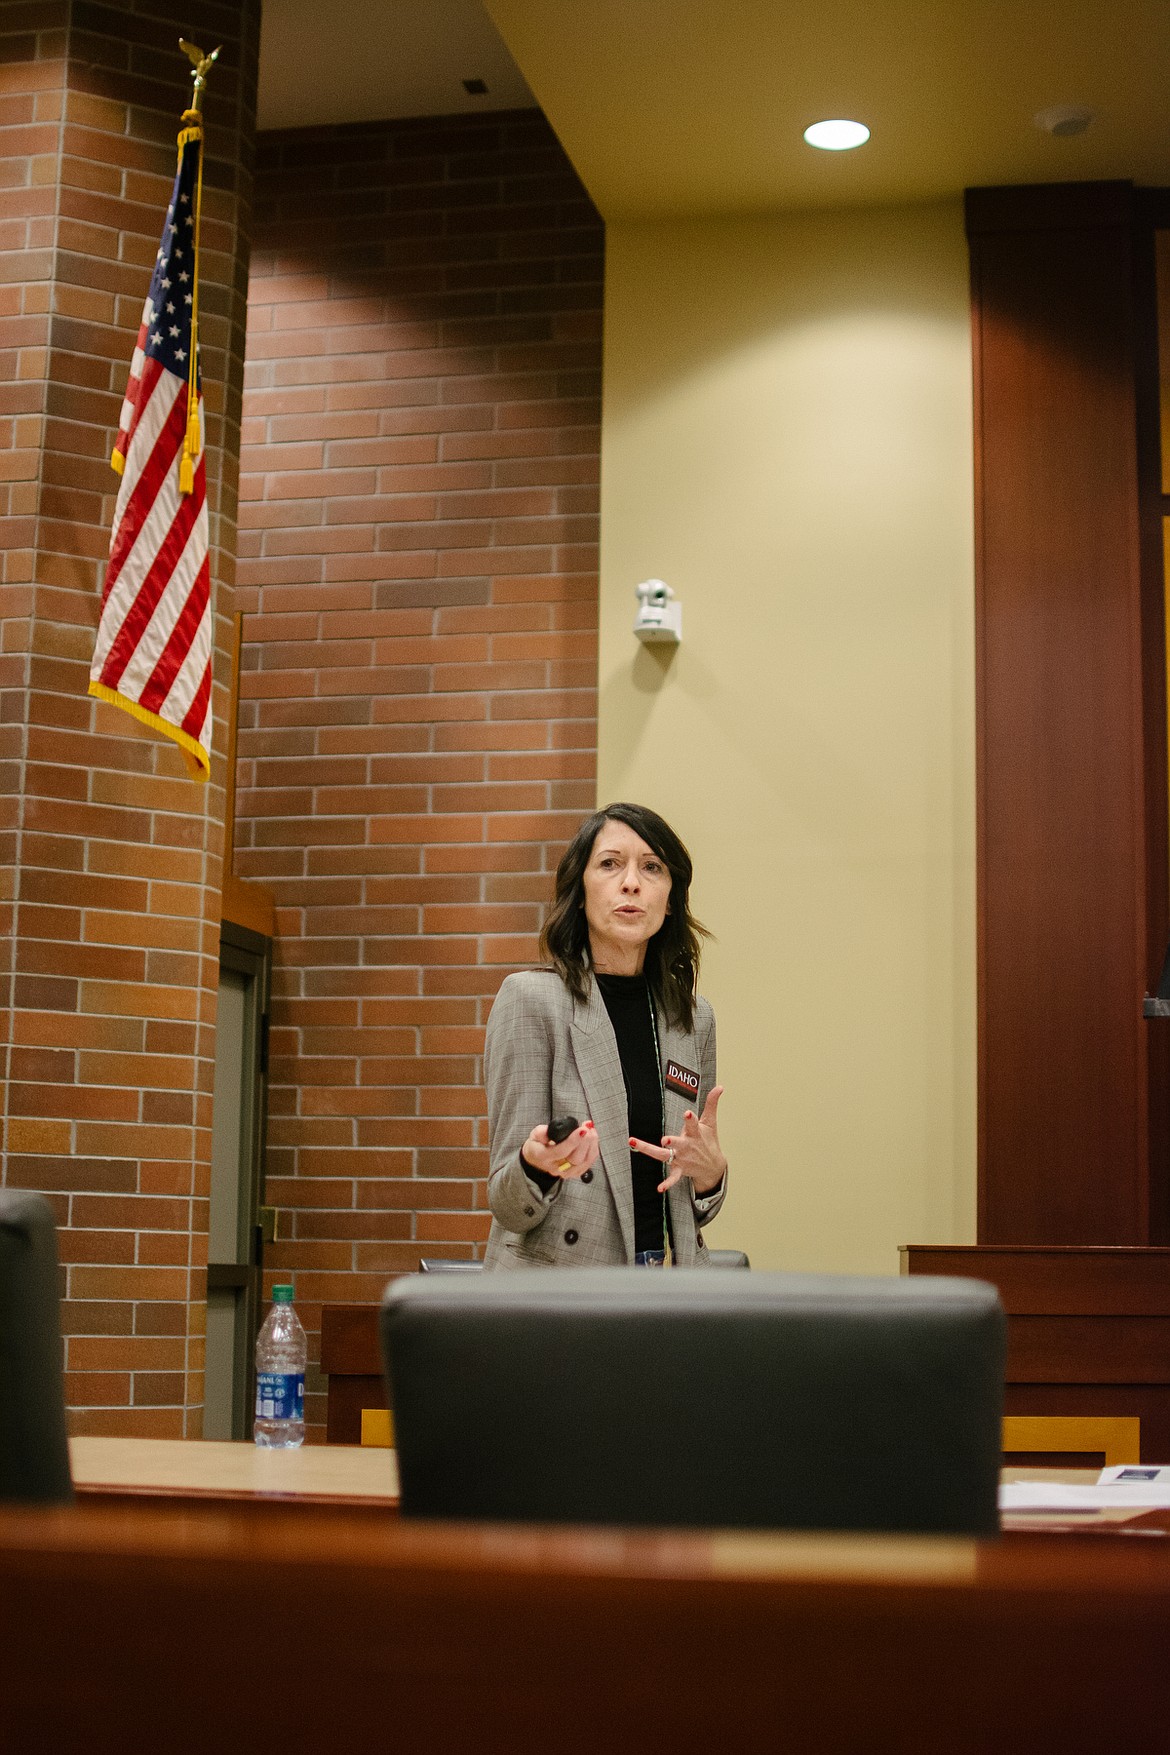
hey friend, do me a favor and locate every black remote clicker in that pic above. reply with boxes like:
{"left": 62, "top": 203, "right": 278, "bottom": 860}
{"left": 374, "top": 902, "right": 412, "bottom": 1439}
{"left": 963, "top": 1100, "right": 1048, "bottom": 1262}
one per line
{"left": 546, "top": 1115, "right": 580, "bottom": 1145}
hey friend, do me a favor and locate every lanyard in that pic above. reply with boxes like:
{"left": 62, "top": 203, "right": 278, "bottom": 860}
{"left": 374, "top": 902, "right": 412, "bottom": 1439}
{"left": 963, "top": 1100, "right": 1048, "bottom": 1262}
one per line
{"left": 645, "top": 987, "right": 670, "bottom": 1258}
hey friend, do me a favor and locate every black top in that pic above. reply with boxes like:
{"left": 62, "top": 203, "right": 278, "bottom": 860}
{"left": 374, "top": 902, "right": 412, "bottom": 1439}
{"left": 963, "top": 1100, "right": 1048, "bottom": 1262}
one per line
{"left": 596, "top": 973, "right": 669, "bottom": 1255}
{"left": 521, "top": 973, "right": 669, "bottom": 1254}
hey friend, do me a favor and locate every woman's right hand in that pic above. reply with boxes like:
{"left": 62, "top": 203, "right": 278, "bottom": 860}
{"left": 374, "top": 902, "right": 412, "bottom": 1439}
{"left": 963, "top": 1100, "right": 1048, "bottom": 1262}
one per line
{"left": 521, "top": 1121, "right": 600, "bottom": 1179}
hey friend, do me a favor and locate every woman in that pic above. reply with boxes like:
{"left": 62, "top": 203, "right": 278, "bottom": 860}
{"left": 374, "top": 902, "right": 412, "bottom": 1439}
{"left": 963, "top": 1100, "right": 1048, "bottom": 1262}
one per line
{"left": 483, "top": 802, "right": 727, "bottom": 1269}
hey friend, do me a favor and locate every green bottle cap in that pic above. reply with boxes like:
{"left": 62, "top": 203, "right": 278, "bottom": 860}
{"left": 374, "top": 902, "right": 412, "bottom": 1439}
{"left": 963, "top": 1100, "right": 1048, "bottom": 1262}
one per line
{"left": 272, "top": 1284, "right": 295, "bottom": 1303}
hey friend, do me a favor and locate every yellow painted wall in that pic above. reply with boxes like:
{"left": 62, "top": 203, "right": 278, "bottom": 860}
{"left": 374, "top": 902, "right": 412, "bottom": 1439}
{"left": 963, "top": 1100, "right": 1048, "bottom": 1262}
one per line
{"left": 597, "top": 202, "right": 977, "bottom": 1273}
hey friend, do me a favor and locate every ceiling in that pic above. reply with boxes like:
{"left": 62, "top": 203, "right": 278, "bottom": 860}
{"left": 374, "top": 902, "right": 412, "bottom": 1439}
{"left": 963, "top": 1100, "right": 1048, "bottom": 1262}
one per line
{"left": 259, "top": 0, "right": 1170, "bottom": 218}
{"left": 257, "top": 0, "right": 532, "bottom": 131}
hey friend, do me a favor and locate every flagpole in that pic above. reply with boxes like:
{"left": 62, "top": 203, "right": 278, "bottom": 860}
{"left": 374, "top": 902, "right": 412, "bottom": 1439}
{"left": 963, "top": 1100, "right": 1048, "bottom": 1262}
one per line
{"left": 177, "top": 40, "right": 218, "bottom": 495}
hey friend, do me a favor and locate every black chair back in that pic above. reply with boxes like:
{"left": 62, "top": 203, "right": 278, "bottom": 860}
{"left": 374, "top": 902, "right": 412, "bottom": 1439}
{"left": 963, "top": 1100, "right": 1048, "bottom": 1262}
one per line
{"left": 383, "top": 1268, "right": 1004, "bottom": 1536}
{"left": 0, "top": 1190, "right": 73, "bottom": 1503}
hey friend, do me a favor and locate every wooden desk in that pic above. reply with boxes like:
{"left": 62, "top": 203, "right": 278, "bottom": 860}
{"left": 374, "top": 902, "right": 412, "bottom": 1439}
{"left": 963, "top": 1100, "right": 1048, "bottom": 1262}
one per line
{"left": 66, "top": 1439, "right": 1166, "bottom": 1542}
{"left": 70, "top": 1436, "right": 399, "bottom": 1510}
{"left": 1, "top": 1504, "right": 1167, "bottom": 1751}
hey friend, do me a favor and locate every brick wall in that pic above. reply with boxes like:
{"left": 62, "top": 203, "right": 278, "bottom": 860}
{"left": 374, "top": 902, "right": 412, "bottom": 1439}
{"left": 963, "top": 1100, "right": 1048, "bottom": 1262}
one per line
{"left": 236, "top": 110, "right": 604, "bottom": 1433}
{"left": 0, "top": 0, "right": 259, "bottom": 1433}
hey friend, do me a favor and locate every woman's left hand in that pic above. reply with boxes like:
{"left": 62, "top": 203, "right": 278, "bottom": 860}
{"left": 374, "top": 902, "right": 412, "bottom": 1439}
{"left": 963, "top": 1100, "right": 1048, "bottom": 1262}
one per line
{"left": 630, "top": 1085, "right": 726, "bottom": 1196}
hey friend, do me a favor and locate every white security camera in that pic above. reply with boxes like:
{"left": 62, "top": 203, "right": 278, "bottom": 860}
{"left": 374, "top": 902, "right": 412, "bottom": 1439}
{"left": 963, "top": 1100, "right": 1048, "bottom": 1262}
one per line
{"left": 633, "top": 579, "right": 682, "bottom": 645}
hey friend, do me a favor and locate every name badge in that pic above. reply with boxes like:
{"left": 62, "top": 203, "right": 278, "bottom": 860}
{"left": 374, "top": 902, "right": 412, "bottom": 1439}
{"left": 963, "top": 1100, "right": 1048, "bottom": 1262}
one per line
{"left": 664, "top": 1059, "right": 701, "bottom": 1101}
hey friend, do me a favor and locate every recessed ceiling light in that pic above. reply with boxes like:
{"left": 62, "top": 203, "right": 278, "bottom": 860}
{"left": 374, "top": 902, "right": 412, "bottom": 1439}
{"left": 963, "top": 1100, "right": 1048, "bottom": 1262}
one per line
{"left": 803, "top": 119, "right": 871, "bottom": 152}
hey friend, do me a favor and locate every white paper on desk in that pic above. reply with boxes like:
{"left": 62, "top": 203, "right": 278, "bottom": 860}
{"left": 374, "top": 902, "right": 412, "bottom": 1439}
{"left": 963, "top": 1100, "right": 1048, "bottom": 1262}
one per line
{"left": 1000, "top": 1477, "right": 1170, "bottom": 1512}
{"left": 1097, "top": 1464, "right": 1170, "bottom": 1490}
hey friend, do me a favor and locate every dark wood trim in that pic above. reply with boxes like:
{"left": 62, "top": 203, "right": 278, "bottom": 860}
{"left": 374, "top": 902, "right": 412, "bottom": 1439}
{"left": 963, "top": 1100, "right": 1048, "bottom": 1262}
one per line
{"left": 1137, "top": 187, "right": 1170, "bottom": 230}
{"left": 971, "top": 217, "right": 990, "bottom": 1242}
{"left": 902, "top": 1242, "right": 1170, "bottom": 1308}
{"left": 320, "top": 1302, "right": 383, "bottom": 1375}
{"left": 967, "top": 185, "right": 1170, "bottom": 236}
{"left": 321, "top": 1303, "right": 387, "bottom": 1442}
{"left": 1135, "top": 214, "right": 1170, "bottom": 1243}
{"left": 903, "top": 1245, "right": 1170, "bottom": 1458}
{"left": 966, "top": 180, "right": 1137, "bottom": 234}
{"left": 73, "top": 1483, "right": 397, "bottom": 1513}
{"left": 968, "top": 180, "right": 1169, "bottom": 1244}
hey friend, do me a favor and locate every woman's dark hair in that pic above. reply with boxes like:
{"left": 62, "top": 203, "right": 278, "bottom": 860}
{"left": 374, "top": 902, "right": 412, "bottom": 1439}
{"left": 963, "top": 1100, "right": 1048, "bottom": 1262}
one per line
{"left": 539, "top": 802, "right": 709, "bottom": 1030}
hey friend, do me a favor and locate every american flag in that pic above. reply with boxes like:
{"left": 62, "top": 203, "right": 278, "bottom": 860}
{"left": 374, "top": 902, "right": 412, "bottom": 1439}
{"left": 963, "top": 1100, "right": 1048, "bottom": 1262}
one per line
{"left": 89, "top": 123, "right": 212, "bottom": 778}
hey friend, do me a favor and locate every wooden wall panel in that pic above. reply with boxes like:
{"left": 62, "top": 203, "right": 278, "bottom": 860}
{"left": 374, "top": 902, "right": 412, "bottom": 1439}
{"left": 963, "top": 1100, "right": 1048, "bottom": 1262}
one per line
{"left": 969, "top": 182, "right": 1168, "bottom": 1244}
{"left": 903, "top": 1244, "right": 1170, "bottom": 1461}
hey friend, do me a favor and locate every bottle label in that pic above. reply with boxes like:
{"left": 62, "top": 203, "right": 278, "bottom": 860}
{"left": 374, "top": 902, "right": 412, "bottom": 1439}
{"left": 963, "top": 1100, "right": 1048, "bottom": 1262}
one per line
{"left": 255, "top": 1372, "right": 304, "bottom": 1421}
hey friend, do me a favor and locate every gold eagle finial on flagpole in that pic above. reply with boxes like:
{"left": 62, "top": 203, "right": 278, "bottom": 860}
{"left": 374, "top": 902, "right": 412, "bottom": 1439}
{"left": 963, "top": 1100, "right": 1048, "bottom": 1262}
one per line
{"left": 179, "top": 39, "right": 221, "bottom": 115}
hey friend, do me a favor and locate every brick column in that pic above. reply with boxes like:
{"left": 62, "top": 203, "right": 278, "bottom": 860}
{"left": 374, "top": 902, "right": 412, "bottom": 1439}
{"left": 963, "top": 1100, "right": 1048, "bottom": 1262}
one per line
{"left": 0, "top": 0, "right": 260, "bottom": 1435}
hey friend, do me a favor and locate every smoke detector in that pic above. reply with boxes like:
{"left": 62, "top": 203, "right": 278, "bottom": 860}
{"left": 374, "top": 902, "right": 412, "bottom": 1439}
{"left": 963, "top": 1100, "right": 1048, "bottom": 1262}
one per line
{"left": 1034, "top": 105, "right": 1095, "bottom": 138}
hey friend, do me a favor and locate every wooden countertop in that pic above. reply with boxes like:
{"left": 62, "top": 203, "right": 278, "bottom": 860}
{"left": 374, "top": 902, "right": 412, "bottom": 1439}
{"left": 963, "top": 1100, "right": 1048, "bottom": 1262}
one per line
{"left": 69, "top": 1435, "right": 399, "bottom": 1507}
{"left": 2, "top": 1498, "right": 1169, "bottom": 1751}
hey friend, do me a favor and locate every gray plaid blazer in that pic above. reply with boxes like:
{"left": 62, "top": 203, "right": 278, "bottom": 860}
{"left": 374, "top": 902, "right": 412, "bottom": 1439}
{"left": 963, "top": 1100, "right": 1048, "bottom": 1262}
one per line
{"left": 482, "top": 969, "right": 725, "bottom": 1269}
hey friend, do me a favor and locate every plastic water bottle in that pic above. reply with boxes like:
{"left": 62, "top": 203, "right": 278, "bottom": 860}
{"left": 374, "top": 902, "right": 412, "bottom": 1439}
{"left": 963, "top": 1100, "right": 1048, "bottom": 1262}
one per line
{"left": 254, "top": 1284, "right": 306, "bottom": 1448}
